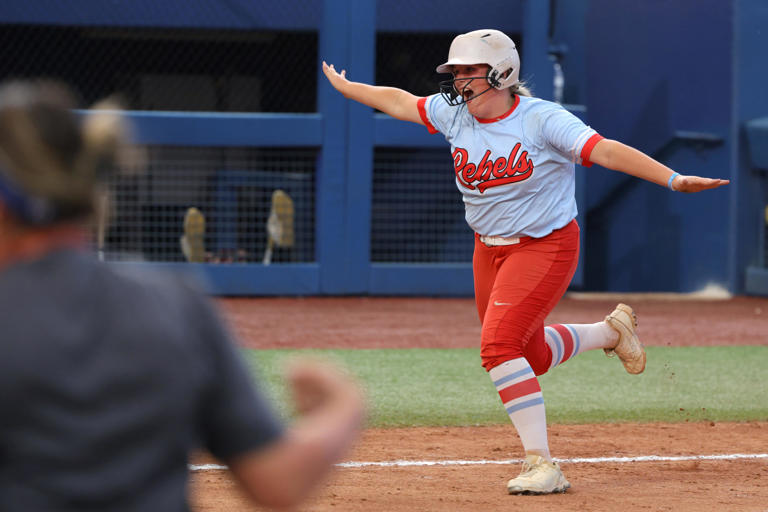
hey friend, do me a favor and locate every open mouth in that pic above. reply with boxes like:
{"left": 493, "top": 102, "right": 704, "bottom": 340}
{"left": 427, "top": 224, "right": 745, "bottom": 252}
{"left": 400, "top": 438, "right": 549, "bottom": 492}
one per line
{"left": 440, "top": 76, "right": 486, "bottom": 106}
{"left": 460, "top": 84, "right": 475, "bottom": 102}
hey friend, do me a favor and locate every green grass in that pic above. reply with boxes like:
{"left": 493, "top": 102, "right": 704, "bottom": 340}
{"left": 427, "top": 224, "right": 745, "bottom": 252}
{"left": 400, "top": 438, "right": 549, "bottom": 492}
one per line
{"left": 241, "top": 346, "right": 768, "bottom": 427}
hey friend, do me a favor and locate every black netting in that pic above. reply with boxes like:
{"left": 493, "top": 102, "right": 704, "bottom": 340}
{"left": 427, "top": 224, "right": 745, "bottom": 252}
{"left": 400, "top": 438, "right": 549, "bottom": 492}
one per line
{"left": 0, "top": 25, "right": 317, "bottom": 112}
{"left": 371, "top": 148, "right": 472, "bottom": 263}
{"left": 376, "top": 32, "right": 455, "bottom": 98}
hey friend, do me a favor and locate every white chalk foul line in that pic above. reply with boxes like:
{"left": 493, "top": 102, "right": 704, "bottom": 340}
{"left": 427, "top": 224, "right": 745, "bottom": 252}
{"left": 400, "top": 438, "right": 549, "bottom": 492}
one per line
{"left": 189, "top": 453, "right": 768, "bottom": 472}
{"left": 192, "top": 464, "right": 229, "bottom": 471}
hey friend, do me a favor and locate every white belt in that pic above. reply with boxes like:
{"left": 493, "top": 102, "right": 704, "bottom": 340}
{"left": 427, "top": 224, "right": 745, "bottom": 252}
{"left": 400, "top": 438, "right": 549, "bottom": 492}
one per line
{"left": 479, "top": 235, "right": 522, "bottom": 246}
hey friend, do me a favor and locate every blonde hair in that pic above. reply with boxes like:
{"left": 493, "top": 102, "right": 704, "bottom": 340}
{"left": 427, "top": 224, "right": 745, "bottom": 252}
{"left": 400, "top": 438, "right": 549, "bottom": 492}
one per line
{"left": 510, "top": 81, "right": 532, "bottom": 97}
{"left": 0, "top": 80, "right": 130, "bottom": 224}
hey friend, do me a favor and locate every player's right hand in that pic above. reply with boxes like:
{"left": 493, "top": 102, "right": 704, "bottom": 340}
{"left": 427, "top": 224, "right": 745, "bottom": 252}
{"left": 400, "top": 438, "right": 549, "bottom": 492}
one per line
{"left": 285, "top": 357, "right": 365, "bottom": 420}
{"left": 322, "top": 61, "right": 350, "bottom": 94}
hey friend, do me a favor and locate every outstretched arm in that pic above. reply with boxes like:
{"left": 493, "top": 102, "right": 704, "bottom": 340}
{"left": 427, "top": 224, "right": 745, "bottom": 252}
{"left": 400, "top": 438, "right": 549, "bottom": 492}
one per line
{"left": 589, "top": 139, "right": 729, "bottom": 193}
{"left": 322, "top": 61, "right": 424, "bottom": 126}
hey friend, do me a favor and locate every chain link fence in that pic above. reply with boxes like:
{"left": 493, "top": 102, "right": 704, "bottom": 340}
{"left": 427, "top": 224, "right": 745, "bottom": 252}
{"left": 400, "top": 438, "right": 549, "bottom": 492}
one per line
{"left": 105, "top": 147, "right": 316, "bottom": 263}
{"left": 371, "top": 148, "right": 472, "bottom": 263}
{"left": 0, "top": 25, "right": 317, "bottom": 112}
{"left": 1, "top": 22, "right": 318, "bottom": 263}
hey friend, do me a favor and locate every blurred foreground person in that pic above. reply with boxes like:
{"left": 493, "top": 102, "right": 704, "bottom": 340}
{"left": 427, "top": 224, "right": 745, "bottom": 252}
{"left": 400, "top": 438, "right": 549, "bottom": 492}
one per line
{"left": 0, "top": 80, "right": 365, "bottom": 510}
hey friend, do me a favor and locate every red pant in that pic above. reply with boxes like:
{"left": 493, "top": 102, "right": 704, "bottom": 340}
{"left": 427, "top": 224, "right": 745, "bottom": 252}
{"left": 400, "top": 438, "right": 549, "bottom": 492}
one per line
{"left": 474, "top": 219, "right": 580, "bottom": 374}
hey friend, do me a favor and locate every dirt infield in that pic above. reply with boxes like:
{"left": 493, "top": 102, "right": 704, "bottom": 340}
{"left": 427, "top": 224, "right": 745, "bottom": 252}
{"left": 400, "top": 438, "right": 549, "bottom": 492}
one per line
{"left": 190, "top": 295, "right": 768, "bottom": 511}
{"left": 218, "top": 295, "right": 768, "bottom": 349}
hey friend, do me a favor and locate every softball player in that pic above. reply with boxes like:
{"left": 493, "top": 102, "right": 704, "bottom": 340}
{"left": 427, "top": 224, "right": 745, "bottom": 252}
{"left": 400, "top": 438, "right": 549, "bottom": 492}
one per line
{"left": 323, "top": 29, "right": 728, "bottom": 495}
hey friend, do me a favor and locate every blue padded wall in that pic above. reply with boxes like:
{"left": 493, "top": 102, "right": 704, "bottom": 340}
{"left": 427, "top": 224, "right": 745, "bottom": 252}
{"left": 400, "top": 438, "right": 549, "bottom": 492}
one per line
{"left": 582, "top": 0, "right": 733, "bottom": 292}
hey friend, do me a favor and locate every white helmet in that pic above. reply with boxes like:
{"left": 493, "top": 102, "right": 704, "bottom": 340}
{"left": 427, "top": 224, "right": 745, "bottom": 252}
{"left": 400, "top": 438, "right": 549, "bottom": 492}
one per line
{"left": 436, "top": 29, "right": 520, "bottom": 90}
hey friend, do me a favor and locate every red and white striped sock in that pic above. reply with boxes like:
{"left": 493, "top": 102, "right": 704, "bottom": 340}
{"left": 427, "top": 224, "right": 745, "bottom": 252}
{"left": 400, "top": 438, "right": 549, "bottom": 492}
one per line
{"left": 544, "top": 322, "right": 618, "bottom": 369}
{"left": 489, "top": 358, "right": 549, "bottom": 459}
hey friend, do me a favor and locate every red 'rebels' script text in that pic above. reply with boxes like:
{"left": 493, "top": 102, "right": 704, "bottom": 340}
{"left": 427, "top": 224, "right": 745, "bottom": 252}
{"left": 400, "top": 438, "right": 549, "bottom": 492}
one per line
{"left": 452, "top": 143, "right": 534, "bottom": 193}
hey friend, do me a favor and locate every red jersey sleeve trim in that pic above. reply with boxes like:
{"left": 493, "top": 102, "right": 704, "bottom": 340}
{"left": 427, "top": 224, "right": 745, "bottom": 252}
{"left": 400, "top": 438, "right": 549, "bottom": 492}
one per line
{"left": 417, "top": 97, "right": 439, "bottom": 134}
{"left": 580, "top": 133, "right": 604, "bottom": 167}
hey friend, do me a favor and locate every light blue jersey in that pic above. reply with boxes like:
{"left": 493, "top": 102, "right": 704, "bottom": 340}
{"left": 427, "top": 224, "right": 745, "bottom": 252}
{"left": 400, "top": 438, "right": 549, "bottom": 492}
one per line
{"left": 418, "top": 94, "right": 602, "bottom": 238}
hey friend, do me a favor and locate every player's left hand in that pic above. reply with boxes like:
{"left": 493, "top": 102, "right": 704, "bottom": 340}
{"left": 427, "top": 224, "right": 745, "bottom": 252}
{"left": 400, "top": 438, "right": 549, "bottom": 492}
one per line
{"left": 670, "top": 174, "right": 730, "bottom": 193}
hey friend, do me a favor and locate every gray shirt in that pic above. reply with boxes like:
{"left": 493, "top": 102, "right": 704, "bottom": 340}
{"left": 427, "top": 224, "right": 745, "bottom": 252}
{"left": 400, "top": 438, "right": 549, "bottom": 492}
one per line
{"left": 0, "top": 249, "right": 283, "bottom": 511}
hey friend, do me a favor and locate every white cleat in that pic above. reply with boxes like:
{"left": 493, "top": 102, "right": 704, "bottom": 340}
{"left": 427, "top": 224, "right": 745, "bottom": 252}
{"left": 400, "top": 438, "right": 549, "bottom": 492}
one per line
{"left": 507, "top": 455, "right": 571, "bottom": 495}
{"left": 604, "top": 303, "right": 646, "bottom": 374}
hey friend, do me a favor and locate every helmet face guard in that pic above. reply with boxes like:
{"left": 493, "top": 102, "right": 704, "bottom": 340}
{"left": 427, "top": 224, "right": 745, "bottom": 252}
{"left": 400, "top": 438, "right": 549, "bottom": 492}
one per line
{"left": 438, "top": 75, "right": 494, "bottom": 107}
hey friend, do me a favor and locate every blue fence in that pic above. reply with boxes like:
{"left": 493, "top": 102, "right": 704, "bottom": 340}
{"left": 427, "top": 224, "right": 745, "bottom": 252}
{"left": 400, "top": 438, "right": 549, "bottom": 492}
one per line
{"left": 3, "top": 0, "right": 767, "bottom": 296}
